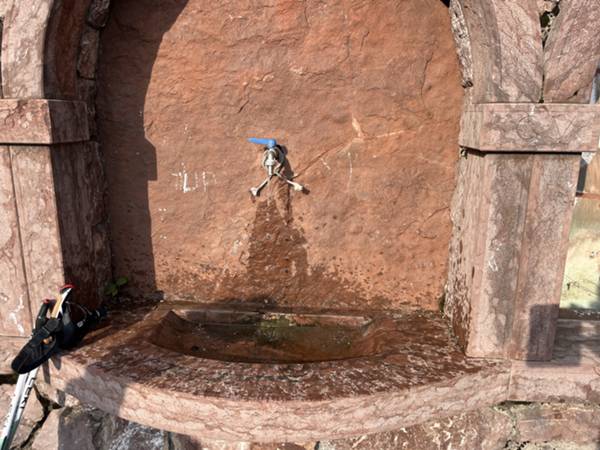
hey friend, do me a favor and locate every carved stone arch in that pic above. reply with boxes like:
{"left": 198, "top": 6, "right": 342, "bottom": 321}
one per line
{"left": 445, "top": 0, "right": 600, "bottom": 360}
{"left": 543, "top": 0, "right": 600, "bottom": 103}
{"left": 1, "top": 0, "right": 53, "bottom": 98}
{"left": 449, "top": 0, "right": 543, "bottom": 103}
{"left": 1, "top": 0, "right": 91, "bottom": 98}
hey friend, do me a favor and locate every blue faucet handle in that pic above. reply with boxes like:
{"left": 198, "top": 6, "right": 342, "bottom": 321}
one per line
{"left": 248, "top": 138, "right": 277, "bottom": 148}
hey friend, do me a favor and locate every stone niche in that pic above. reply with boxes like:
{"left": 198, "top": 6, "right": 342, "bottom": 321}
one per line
{"left": 97, "top": 0, "right": 463, "bottom": 311}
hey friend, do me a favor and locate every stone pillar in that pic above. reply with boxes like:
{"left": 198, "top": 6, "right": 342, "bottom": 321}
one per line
{"left": 0, "top": 99, "right": 90, "bottom": 369}
{"left": 0, "top": 0, "right": 111, "bottom": 371}
{"left": 445, "top": 103, "right": 600, "bottom": 360}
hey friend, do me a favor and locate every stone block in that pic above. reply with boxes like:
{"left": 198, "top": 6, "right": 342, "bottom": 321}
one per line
{"left": 0, "top": 146, "right": 31, "bottom": 337}
{"left": 1, "top": 0, "right": 52, "bottom": 98}
{"left": 77, "top": 26, "right": 99, "bottom": 80}
{"left": 31, "top": 405, "right": 165, "bottom": 450}
{"left": 445, "top": 152, "right": 579, "bottom": 360}
{"left": 0, "top": 100, "right": 89, "bottom": 145}
{"left": 87, "top": 0, "right": 111, "bottom": 29}
{"left": 10, "top": 146, "right": 65, "bottom": 305}
{"left": 76, "top": 78, "right": 98, "bottom": 138}
{"left": 507, "top": 155, "right": 580, "bottom": 360}
{"left": 544, "top": 0, "right": 600, "bottom": 103}
{"left": 460, "top": 103, "right": 600, "bottom": 152}
{"left": 454, "top": 0, "right": 543, "bottom": 102}
{"left": 446, "top": 153, "right": 532, "bottom": 357}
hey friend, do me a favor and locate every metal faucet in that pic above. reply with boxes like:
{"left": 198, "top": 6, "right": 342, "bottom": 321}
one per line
{"left": 248, "top": 138, "right": 305, "bottom": 197}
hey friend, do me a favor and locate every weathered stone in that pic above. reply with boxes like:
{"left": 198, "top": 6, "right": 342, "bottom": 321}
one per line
{"left": 76, "top": 78, "right": 98, "bottom": 138}
{"left": 0, "top": 100, "right": 89, "bottom": 145}
{"left": 169, "top": 435, "right": 315, "bottom": 450}
{"left": 96, "top": 414, "right": 165, "bottom": 450}
{"left": 31, "top": 407, "right": 96, "bottom": 450}
{"left": 1, "top": 0, "right": 52, "bottom": 98}
{"left": 77, "top": 26, "right": 99, "bottom": 80}
{"left": 87, "top": 0, "right": 111, "bottom": 29}
{"left": 52, "top": 142, "right": 111, "bottom": 309}
{"left": 452, "top": 0, "right": 543, "bottom": 103}
{"left": 29, "top": 402, "right": 166, "bottom": 450}
{"left": 513, "top": 403, "right": 600, "bottom": 445}
{"left": 445, "top": 152, "right": 579, "bottom": 360}
{"left": 97, "top": 0, "right": 463, "bottom": 310}
{"left": 448, "top": 0, "right": 473, "bottom": 89}
{"left": 544, "top": 0, "right": 600, "bottom": 103}
{"left": 507, "top": 154, "right": 579, "bottom": 360}
{"left": 0, "top": 147, "right": 31, "bottom": 337}
{"left": 0, "top": 383, "right": 45, "bottom": 448}
{"left": 35, "top": 380, "right": 81, "bottom": 408}
{"left": 460, "top": 104, "right": 600, "bottom": 153}
{"left": 319, "top": 406, "right": 513, "bottom": 450}
{"left": 446, "top": 153, "right": 534, "bottom": 357}
{"left": 43, "top": 0, "right": 93, "bottom": 99}
{"left": 10, "top": 146, "right": 65, "bottom": 306}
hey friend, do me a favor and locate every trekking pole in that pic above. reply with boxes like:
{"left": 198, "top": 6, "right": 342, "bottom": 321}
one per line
{"left": 0, "top": 369, "right": 38, "bottom": 450}
{"left": 0, "top": 286, "right": 72, "bottom": 450}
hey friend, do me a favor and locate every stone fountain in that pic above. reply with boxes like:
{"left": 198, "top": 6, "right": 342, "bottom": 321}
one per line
{"left": 0, "top": 0, "right": 600, "bottom": 445}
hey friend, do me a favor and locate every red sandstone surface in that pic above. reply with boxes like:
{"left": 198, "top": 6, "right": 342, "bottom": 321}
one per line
{"left": 97, "top": 0, "right": 462, "bottom": 309}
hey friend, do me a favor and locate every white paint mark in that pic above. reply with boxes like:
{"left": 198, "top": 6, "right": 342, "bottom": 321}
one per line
{"left": 171, "top": 163, "right": 202, "bottom": 194}
{"left": 320, "top": 158, "right": 331, "bottom": 171}
{"left": 182, "top": 172, "right": 191, "bottom": 193}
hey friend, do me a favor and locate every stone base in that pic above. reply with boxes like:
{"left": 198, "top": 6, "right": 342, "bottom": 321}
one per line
{"left": 8, "top": 392, "right": 600, "bottom": 450}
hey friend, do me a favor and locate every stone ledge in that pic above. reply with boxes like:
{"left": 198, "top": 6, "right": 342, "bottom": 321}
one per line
{"left": 40, "top": 304, "right": 510, "bottom": 443}
{"left": 0, "top": 99, "right": 89, "bottom": 144}
{"left": 460, "top": 103, "right": 600, "bottom": 152}
{"left": 39, "top": 304, "right": 600, "bottom": 443}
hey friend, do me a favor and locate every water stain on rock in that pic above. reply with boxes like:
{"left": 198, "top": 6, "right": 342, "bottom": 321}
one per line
{"left": 167, "top": 180, "right": 389, "bottom": 310}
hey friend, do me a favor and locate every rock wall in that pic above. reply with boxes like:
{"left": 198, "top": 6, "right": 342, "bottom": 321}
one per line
{"left": 97, "top": 0, "right": 463, "bottom": 309}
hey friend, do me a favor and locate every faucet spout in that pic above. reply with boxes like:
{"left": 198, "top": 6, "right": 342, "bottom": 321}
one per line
{"left": 248, "top": 138, "right": 305, "bottom": 197}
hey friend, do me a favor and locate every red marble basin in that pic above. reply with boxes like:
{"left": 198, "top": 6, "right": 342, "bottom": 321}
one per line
{"left": 41, "top": 301, "right": 510, "bottom": 442}
{"left": 149, "top": 309, "right": 400, "bottom": 364}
